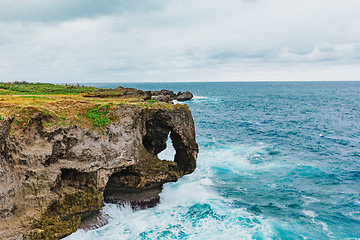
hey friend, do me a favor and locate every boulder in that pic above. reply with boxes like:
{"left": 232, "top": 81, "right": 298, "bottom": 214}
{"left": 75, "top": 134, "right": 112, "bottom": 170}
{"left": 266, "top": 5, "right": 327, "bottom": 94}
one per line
{"left": 176, "top": 91, "right": 193, "bottom": 101}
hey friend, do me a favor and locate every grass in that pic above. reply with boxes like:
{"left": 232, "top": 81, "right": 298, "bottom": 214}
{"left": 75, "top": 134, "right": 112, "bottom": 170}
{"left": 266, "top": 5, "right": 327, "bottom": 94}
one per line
{"left": 0, "top": 81, "right": 95, "bottom": 95}
{"left": 0, "top": 82, "right": 181, "bottom": 133}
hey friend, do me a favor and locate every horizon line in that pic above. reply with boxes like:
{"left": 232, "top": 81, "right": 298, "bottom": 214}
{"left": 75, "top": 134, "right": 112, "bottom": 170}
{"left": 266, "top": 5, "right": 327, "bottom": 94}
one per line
{"left": 1, "top": 80, "right": 360, "bottom": 84}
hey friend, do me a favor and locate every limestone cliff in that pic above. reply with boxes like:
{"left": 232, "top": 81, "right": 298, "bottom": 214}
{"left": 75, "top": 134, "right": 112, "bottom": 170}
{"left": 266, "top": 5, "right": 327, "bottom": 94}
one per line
{"left": 0, "top": 104, "right": 198, "bottom": 239}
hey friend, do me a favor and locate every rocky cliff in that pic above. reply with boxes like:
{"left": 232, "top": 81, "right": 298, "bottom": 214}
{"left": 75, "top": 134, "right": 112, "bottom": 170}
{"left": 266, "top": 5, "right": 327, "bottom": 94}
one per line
{"left": 0, "top": 103, "right": 198, "bottom": 239}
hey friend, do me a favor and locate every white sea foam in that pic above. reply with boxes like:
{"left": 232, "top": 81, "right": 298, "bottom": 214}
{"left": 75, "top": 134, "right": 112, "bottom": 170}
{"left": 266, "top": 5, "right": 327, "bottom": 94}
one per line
{"left": 302, "top": 196, "right": 320, "bottom": 206}
{"left": 303, "top": 210, "right": 317, "bottom": 218}
{"left": 347, "top": 211, "right": 360, "bottom": 220}
{"left": 158, "top": 177, "right": 217, "bottom": 208}
{"left": 173, "top": 96, "right": 208, "bottom": 105}
{"left": 319, "top": 221, "right": 329, "bottom": 231}
{"left": 172, "top": 100, "right": 185, "bottom": 105}
{"left": 192, "top": 95, "right": 208, "bottom": 100}
{"left": 197, "top": 143, "right": 290, "bottom": 175}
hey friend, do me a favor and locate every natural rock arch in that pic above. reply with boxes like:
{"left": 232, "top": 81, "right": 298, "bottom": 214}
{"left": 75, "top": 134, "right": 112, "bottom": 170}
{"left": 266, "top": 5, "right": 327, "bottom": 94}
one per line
{"left": 142, "top": 108, "right": 198, "bottom": 174}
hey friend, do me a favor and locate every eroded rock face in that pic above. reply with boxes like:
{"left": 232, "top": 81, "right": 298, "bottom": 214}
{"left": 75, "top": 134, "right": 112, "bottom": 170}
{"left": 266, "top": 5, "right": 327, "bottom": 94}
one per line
{"left": 176, "top": 91, "right": 193, "bottom": 101}
{"left": 0, "top": 104, "right": 198, "bottom": 239}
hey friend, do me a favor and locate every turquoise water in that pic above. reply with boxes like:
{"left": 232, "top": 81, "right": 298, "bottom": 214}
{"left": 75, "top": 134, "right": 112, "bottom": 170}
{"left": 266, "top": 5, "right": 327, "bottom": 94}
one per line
{"left": 65, "top": 82, "right": 360, "bottom": 239}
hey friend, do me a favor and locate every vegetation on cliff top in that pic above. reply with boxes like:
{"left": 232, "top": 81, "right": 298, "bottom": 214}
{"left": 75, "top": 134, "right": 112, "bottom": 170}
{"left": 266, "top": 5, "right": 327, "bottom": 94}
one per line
{"left": 85, "top": 104, "right": 112, "bottom": 127}
{"left": 0, "top": 81, "right": 95, "bottom": 95}
{"left": 0, "top": 82, "right": 180, "bottom": 133}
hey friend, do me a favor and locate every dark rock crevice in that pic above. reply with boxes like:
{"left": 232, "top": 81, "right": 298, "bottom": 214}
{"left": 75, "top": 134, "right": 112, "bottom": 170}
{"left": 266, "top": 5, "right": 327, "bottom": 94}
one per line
{"left": 142, "top": 117, "right": 171, "bottom": 156}
{"left": 51, "top": 169, "right": 97, "bottom": 192}
{"left": 103, "top": 167, "right": 163, "bottom": 209}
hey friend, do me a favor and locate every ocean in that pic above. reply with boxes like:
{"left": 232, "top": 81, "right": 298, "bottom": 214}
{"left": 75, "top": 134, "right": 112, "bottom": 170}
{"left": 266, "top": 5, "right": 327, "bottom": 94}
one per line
{"left": 65, "top": 82, "right": 360, "bottom": 240}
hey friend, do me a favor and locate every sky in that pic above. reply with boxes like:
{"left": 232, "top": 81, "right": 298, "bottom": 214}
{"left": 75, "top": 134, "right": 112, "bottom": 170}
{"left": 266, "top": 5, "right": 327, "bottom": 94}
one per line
{"left": 0, "top": 0, "right": 360, "bottom": 83}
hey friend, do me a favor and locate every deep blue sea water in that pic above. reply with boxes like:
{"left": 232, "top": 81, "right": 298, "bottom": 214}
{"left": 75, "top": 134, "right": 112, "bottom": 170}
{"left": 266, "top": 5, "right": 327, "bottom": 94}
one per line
{"left": 65, "top": 82, "right": 360, "bottom": 240}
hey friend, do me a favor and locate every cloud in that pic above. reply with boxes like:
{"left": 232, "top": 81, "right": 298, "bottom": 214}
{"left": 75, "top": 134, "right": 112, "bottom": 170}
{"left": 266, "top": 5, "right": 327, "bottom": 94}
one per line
{"left": 0, "top": 0, "right": 165, "bottom": 22}
{"left": 0, "top": 0, "right": 359, "bottom": 82}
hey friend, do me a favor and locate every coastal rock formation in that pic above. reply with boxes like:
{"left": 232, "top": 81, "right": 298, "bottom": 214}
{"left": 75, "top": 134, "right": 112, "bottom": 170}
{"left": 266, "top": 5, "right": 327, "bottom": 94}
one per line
{"left": 0, "top": 104, "right": 198, "bottom": 239}
{"left": 176, "top": 91, "right": 193, "bottom": 101}
{"left": 84, "top": 87, "right": 194, "bottom": 102}
{"left": 150, "top": 90, "right": 194, "bottom": 102}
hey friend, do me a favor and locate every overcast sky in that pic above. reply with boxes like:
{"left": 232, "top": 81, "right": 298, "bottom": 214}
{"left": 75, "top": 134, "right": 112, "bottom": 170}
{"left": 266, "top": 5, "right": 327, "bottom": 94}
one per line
{"left": 0, "top": 0, "right": 359, "bottom": 83}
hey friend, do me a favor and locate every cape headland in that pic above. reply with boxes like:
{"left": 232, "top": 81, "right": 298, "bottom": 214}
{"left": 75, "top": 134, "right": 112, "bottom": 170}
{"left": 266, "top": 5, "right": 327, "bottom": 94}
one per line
{"left": 0, "top": 82, "right": 198, "bottom": 239}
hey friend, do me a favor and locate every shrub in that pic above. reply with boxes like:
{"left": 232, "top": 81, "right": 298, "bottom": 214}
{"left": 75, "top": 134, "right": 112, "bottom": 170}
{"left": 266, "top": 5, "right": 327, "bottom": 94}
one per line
{"left": 85, "top": 104, "right": 112, "bottom": 127}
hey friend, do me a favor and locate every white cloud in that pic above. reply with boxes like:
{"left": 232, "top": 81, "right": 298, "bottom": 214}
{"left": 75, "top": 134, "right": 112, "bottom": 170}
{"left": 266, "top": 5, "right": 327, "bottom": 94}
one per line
{"left": 0, "top": 0, "right": 359, "bottom": 82}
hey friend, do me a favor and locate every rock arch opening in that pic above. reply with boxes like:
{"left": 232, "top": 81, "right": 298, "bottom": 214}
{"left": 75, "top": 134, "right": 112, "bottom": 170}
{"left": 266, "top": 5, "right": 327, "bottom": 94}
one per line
{"left": 158, "top": 132, "right": 176, "bottom": 161}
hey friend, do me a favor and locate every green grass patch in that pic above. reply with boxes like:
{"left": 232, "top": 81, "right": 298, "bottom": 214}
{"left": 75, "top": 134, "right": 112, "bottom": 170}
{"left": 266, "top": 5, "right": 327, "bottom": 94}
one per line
{"left": 85, "top": 104, "right": 112, "bottom": 127}
{"left": 0, "top": 81, "right": 96, "bottom": 95}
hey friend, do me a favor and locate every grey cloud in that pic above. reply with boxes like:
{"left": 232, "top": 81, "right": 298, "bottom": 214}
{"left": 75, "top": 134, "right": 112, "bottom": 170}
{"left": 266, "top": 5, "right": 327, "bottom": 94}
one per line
{"left": 0, "top": 0, "right": 165, "bottom": 22}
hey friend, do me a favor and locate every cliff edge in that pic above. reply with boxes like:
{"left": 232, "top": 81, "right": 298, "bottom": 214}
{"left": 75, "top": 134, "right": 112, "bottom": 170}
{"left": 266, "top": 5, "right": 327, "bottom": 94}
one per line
{"left": 0, "top": 83, "right": 198, "bottom": 239}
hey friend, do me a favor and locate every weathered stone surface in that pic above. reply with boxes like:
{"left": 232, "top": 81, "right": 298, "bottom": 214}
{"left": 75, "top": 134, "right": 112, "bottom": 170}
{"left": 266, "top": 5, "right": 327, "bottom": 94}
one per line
{"left": 151, "top": 94, "right": 173, "bottom": 102}
{"left": 176, "top": 91, "right": 194, "bottom": 101}
{"left": 0, "top": 104, "right": 198, "bottom": 239}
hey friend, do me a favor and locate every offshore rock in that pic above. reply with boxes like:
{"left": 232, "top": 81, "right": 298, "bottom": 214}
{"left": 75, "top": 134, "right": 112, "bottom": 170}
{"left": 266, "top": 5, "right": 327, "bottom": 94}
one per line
{"left": 0, "top": 104, "right": 198, "bottom": 239}
{"left": 176, "top": 91, "right": 193, "bottom": 101}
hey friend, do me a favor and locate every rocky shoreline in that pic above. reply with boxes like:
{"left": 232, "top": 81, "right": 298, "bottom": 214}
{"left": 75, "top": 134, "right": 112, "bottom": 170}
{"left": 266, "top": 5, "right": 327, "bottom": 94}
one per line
{"left": 0, "top": 86, "right": 198, "bottom": 239}
{"left": 84, "top": 86, "right": 194, "bottom": 102}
